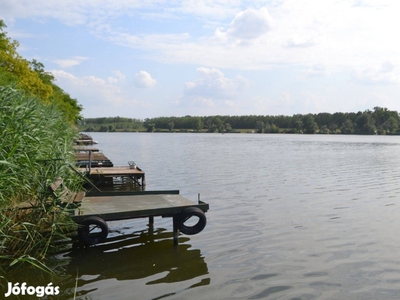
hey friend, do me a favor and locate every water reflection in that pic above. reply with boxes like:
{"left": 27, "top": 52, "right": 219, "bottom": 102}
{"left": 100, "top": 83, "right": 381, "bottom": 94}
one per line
{"left": 62, "top": 229, "right": 209, "bottom": 298}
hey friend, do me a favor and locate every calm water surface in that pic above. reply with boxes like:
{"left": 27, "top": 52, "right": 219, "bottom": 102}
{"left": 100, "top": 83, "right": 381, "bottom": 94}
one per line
{"left": 11, "top": 133, "right": 400, "bottom": 299}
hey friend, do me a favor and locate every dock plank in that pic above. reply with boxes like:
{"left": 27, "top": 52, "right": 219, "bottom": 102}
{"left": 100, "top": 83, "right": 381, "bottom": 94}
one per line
{"left": 87, "top": 166, "right": 144, "bottom": 176}
{"left": 75, "top": 153, "right": 110, "bottom": 161}
{"left": 72, "top": 194, "right": 208, "bottom": 222}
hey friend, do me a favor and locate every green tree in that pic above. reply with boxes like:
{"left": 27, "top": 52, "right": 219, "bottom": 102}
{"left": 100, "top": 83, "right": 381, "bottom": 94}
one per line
{"left": 50, "top": 85, "right": 82, "bottom": 124}
{"left": 214, "top": 117, "right": 224, "bottom": 132}
{"left": 302, "top": 114, "right": 318, "bottom": 134}
{"left": 147, "top": 123, "right": 156, "bottom": 132}
{"left": 372, "top": 107, "right": 400, "bottom": 134}
{"left": 256, "top": 120, "right": 265, "bottom": 133}
{"left": 0, "top": 20, "right": 82, "bottom": 123}
{"left": 382, "top": 116, "right": 398, "bottom": 134}
{"left": 341, "top": 119, "right": 354, "bottom": 134}
{"left": 319, "top": 125, "right": 329, "bottom": 134}
{"left": 30, "top": 59, "right": 54, "bottom": 84}
{"left": 356, "top": 111, "right": 376, "bottom": 134}
{"left": 270, "top": 123, "right": 279, "bottom": 133}
{"left": 0, "top": 21, "right": 52, "bottom": 103}
{"left": 192, "top": 117, "right": 203, "bottom": 131}
{"left": 224, "top": 123, "right": 232, "bottom": 133}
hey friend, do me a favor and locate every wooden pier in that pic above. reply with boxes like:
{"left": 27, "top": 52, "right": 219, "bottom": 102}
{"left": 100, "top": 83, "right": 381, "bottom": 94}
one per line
{"left": 86, "top": 166, "right": 146, "bottom": 186}
{"left": 74, "top": 147, "right": 145, "bottom": 186}
{"left": 74, "top": 133, "right": 98, "bottom": 145}
{"left": 71, "top": 190, "right": 209, "bottom": 245}
{"left": 69, "top": 137, "right": 209, "bottom": 246}
{"left": 75, "top": 150, "right": 114, "bottom": 168}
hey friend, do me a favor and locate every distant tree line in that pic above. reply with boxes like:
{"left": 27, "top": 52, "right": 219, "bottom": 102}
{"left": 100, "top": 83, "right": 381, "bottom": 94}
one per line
{"left": 79, "top": 117, "right": 145, "bottom": 132}
{"left": 143, "top": 107, "right": 400, "bottom": 135}
{"left": 79, "top": 107, "right": 400, "bottom": 135}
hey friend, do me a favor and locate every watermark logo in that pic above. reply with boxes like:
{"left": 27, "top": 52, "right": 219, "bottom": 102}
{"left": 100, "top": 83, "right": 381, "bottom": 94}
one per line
{"left": 5, "top": 282, "right": 60, "bottom": 298}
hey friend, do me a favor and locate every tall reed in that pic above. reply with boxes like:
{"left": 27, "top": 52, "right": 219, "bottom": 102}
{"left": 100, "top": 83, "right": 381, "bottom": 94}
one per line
{"left": 0, "top": 85, "right": 82, "bottom": 273}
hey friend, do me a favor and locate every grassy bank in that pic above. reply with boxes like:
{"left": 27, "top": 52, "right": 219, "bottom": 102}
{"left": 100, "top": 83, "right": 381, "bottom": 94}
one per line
{"left": 0, "top": 85, "right": 83, "bottom": 276}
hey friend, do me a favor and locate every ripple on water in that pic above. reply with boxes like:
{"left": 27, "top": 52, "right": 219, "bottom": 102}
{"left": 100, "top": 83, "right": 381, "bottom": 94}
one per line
{"left": 22, "top": 133, "right": 400, "bottom": 299}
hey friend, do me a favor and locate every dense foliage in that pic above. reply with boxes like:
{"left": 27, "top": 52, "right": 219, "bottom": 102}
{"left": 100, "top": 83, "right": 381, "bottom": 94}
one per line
{"left": 141, "top": 107, "right": 400, "bottom": 134}
{"left": 79, "top": 117, "right": 145, "bottom": 132}
{"left": 0, "top": 20, "right": 82, "bottom": 124}
{"left": 0, "top": 86, "right": 81, "bottom": 274}
{"left": 80, "top": 109, "right": 400, "bottom": 135}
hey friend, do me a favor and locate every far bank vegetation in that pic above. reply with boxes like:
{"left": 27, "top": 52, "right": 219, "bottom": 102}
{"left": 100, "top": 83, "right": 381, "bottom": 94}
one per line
{"left": 80, "top": 106, "right": 400, "bottom": 135}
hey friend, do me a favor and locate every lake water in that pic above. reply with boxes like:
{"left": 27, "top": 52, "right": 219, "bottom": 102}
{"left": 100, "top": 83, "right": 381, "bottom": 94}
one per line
{"left": 8, "top": 133, "right": 400, "bottom": 299}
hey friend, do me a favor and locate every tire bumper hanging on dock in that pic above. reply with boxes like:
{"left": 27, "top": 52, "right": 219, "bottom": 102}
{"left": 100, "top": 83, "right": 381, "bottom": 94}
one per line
{"left": 77, "top": 216, "right": 109, "bottom": 245}
{"left": 177, "top": 207, "right": 207, "bottom": 235}
{"left": 72, "top": 191, "right": 209, "bottom": 246}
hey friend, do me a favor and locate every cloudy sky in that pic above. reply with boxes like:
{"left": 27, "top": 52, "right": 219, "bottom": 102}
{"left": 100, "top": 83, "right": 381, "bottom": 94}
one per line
{"left": 2, "top": 0, "right": 400, "bottom": 119}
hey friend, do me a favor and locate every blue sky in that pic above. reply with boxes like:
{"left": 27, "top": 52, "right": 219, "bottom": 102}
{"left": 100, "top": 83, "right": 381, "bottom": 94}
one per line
{"left": 2, "top": 0, "right": 400, "bottom": 119}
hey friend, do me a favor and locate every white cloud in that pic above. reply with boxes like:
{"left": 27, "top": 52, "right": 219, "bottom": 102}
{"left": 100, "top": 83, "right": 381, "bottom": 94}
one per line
{"left": 223, "top": 7, "right": 273, "bottom": 41}
{"left": 108, "top": 70, "right": 126, "bottom": 83}
{"left": 285, "top": 36, "right": 316, "bottom": 48}
{"left": 0, "top": 0, "right": 149, "bottom": 25}
{"left": 51, "top": 70, "right": 146, "bottom": 113}
{"left": 6, "top": 0, "right": 400, "bottom": 75}
{"left": 68, "top": 1, "right": 400, "bottom": 77}
{"left": 4, "top": 0, "right": 400, "bottom": 117}
{"left": 251, "top": 92, "right": 293, "bottom": 116}
{"left": 52, "top": 70, "right": 122, "bottom": 103}
{"left": 53, "top": 56, "right": 89, "bottom": 68}
{"left": 133, "top": 71, "right": 157, "bottom": 88}
{"left": 298, "top": 91, "right": 331, "bottom": 113}
{"left": 351, "top": 62, "right": 400, "bottom": 85}
{"left": 51, "top": 70, "right": 154, "bottom": 117}
{"left": 307, "top": 64, "right": 330, "bottom": 77}
{"left": 184, "top": 67, "right": 250, "bottom": 98}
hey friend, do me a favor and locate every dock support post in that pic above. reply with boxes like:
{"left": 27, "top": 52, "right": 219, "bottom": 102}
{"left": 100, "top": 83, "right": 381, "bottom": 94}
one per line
{"left": 173, "top": 216, "right": 179, "bottom": 245}
{"left": 88, "top": 150, "right": 92, "bottom": 174}
{"left": 149, "top": 216, "right": 154, "bottom": 225}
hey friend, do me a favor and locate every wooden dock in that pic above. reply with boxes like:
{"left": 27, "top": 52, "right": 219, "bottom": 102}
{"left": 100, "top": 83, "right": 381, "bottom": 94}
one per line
{"left": 74, "top": 147, "right": 145, "bottom": 186}
{"left": 70, "top": 138, "right": 208, "bottom": 246}
{"left": 74, "top": 146, "right": 100, "bottom": 152}
{"left": 75, "top": 133, "right": 98, "bottom": 145}
{"left": 71, "top": 190, "right": 209, "bottom": 245}
{"left": 75, "top": 151, "right": 114, "bottom": 168}
{"left": 86, "top": 166, "right": 146, "bottom": 186}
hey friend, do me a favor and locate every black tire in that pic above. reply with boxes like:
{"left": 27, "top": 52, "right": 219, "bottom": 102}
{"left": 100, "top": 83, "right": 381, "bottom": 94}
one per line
{"left": 177, "top": 207, "right": 207, "bottom": 235}
{"left": 77, "top": 216, "right": 109, "bottom": 245}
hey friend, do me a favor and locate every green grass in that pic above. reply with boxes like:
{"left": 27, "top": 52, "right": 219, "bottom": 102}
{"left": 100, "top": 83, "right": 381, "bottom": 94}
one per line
{"left": 0, "top": 85, "right": 83, "bottom": 276}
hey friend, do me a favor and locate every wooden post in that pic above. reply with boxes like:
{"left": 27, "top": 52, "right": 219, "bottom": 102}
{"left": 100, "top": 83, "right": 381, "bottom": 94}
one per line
{"left": 142, "top": 174, "right": 146, "bottom": 186}
{"left": 148, "top": 217, "right": 154, "bottom": 239}
{"left": 88, "top": 150, "right": 92, "bottom": 174}
{"left": 173, "top": 216, "right": 179, "bottom": 245}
